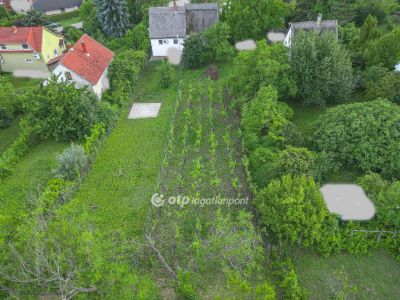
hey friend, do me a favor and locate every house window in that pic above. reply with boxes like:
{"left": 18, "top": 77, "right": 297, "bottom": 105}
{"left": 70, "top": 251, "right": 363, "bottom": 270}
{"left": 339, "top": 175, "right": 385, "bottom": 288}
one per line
{"left": 164, "top": 39, "right": 169, "bottom": 44}
{"left": 54, "top": 49, "right": 58, "bottom": 56}
{"left": 24, "top": 59, "right": 33, "bottom": 63}
{"left": 65, "top": 72, "right": 72, "bottom": 80}
{"left": 33, "top": 53, "right": 41, "bottom": 60}
{"left": 21, "top": 44, "right": 29, "bottom": 50}
{"left": 0, "top": 58, "right": 4, "bottom": 64}
{"left": 173, "top": 39, "right": 179, "bottom": 44}
{"left": 0, "top": 44, "right": 7, "bottom": 50}
{"left": 158, "top": 40, "right": 163, "bottom": 45}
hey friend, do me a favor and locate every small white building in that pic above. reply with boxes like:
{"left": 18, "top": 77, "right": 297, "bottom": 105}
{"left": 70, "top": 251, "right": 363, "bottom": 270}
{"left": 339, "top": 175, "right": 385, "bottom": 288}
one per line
{"left": 149, "top": 3, "right": 219, "bottom": 57}
{"left": 283, "top": 15, "right": 338, "bottom": 48}
{"left": 395, "top": 62, "right": 400, "bottom": 73}
{"left": 49, "top": 34, "right": 114, "bottom": 98}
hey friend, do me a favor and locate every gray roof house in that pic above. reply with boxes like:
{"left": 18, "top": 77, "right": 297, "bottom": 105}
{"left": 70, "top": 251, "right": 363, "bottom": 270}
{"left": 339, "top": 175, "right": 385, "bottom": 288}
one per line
{"left": 149, "top": 3, "right": 219, "bottom": 57}
{"left": 32, "top": 0, "right": 82, "bottom": 14}
{"left": 284, "top": 15, "right": 338, "bottom": 47}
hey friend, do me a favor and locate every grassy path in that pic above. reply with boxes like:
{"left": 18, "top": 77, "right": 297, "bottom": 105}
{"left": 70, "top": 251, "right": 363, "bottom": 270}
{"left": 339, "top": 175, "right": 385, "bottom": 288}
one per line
{"left": 57, "top": 62, "right": 177, "bottom": 250}
{"left": 0, "top": 140, "right": 65, "bottom": 242}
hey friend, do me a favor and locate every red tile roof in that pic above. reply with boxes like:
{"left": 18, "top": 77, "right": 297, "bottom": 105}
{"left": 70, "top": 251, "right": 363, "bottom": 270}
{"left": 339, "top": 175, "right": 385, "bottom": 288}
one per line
{"left": 59, "top": 34, "right": 114, "bottom": 85}
{"left": 0, "top": 26, "right": 43, "bottom": 52}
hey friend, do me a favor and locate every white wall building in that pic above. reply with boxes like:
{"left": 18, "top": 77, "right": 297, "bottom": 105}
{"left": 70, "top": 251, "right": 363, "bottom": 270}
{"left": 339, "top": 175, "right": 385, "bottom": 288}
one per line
{"left": 49, "top": 34, "right": 114, "bottom": 98}
{"left": 149, "top": 3, "right": 219, "bottom": 57}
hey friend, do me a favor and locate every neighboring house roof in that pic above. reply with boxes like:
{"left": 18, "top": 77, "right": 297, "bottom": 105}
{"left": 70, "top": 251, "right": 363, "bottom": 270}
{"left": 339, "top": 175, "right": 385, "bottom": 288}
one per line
{"left": 149, "top": 3, "right": 219, "bottom": 39}
{"left": 185, "top": 3, "right": 219, "bottom": 34}
{"left": 290, "top": 19, "right": 338, "bottom": 37}
{"left": 0, "top": 26, "right": 43, "bottom": 52}
{"left": 32, "top": 0, "right": 82, "bottom": 12}
{"left": 149, "top": 6, "right": 186, "bottom": 39}
{"left": 58, "top": 34, "right": 114, "bottom": 85}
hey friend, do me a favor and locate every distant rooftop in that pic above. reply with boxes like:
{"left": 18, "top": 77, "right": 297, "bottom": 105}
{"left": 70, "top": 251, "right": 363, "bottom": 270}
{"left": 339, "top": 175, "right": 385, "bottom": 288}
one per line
{"left": 149, "top": 3, "right": 219, "bottom": 39}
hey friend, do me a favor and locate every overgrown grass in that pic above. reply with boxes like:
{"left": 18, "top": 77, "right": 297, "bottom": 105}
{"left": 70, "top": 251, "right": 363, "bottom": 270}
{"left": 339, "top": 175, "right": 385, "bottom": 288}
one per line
{"left": 0, "top": 118, "right": 20, "bottom": 155}
{"left": 0, "top": 140, "right": 65, "bottom": 241}
{"left": 59, "top": 16, "right": 81, "bottom": 27}
{"left": 54, "top": 61, "right": 178, "bottom": 259}
{"left": 291, "top": 248, "right": 400, "bottom": 300}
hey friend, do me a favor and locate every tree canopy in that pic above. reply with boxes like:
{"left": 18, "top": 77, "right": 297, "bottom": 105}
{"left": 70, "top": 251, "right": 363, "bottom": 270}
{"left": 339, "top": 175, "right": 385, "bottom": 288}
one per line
{"left": 313, "top": 99, "right": 400, "bottom": 179}
{"left": 96, "top": 0, "right": 130, "bottom": 38}
{"left": 290, "top": 31, "right": 353, "bottom": 105}
{"left": 222, "top": 0, "right": 289, "bottom": 42}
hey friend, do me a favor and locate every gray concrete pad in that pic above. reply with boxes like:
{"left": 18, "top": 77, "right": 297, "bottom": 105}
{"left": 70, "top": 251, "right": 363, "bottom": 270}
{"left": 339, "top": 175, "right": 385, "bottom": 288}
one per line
{"left": 320, "top": 184, "right": 375, "bottom": 221}
{"left": 128, "top": 103, "right": 162, "bottom": 119}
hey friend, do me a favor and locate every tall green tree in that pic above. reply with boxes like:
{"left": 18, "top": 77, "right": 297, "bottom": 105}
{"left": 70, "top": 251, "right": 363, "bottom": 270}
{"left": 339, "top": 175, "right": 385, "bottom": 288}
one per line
{"left": 0, "top": 76, "right": 14, "bottom": 128}
{"left": 230, "top": 41, "right": 297, "bottom": 100}
{"left": 290, "top": 31, "right": 353, "bottom": 105}
{"left": 96, "top": 0, "right": 130, "bottom": 38}
{"left": 222, "top": 0, "right": 289, "bottom": 41}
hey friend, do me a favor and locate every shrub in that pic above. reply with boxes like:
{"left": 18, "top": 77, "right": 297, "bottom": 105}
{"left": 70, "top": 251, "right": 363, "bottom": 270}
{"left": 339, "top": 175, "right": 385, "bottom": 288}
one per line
{"left": 53, "top": 144, "right": 88, "bottom": 181}
{"left": 83, "top": 123, "right": 106, "bottom": 155}
{"left": 62, "top": 26, "right": 84, "bottom": 44}
{"left": 157, "top": 61, "right": 175, "bottom": 89}
{"left": 110, "top": 50, "right": 147, "bottom": 85}
{"left": 366, "top": 72, "right": 400, "bottom": 104}
{"left": 0, "top": 127, "right": 30, "bottom": 179}
{"left": 274, "top": 146, "right": 316, "bottom": 179}
{"left": 25, "top": 77, "right": 107, "bottom": 142}
{"left": 0, "top": 76, "right": 14, "bottom": 128}
{"left": 312, "top": 99, "right": 400, "bottom": 178}
{"left": 182, "top": 33, "right": 209, "bottom": 69}
{"left": 255, "top": 175, "right": 328, "bottom": 247}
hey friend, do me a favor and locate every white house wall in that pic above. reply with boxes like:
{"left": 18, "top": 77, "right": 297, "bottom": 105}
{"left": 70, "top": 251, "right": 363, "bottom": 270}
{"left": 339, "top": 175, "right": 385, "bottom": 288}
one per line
{"left": 284, "top": 27, "right": 292, "bottom": 48}
{"left": 52, "top": 64, "right": 110, "bottom": 98}
{"left": 151, "top": 38, "right": 185, "bottom": 57}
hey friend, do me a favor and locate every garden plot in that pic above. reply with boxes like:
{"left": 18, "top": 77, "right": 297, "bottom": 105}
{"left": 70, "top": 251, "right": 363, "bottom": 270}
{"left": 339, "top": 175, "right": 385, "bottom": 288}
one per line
{"left": 146, "top": 74, "right": 257, "bottom": 296}
{"left": 128, "top": 103, "right": 161, "bottom": 119}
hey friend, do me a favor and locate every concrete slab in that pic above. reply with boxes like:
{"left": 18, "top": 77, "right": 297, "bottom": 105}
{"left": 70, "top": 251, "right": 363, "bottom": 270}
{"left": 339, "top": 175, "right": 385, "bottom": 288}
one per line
{"left": 320, "top": 184, "right": 375, "bottom": 221}
{"left": 128, "top": 103, "right": 162, "bottom": 119}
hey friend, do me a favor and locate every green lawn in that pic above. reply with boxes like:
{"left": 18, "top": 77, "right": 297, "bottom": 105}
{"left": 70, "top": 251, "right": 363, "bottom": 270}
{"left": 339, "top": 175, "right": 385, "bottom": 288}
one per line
{"left": 59, "top": 16, "right": 81, "bottom": 27}
{"left": 0, "top": 118, "right": 20, "bottom": 155}
{"left": 2, "top": 74, "right": 41, "bottom": 90}
{"left": 55, "top": 61, "right": 177, "bottom": 253}
{"left": 291, "top": 248, "right": 400, "bottom": 300}
{"left": 0, "top": 140, "right": 65, "bottom": 242}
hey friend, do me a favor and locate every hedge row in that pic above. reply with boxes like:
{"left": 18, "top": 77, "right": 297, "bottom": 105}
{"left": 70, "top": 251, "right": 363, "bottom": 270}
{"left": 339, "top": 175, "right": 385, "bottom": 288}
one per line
{"left": 0, "top": 127, "right": 30, "bottom": 179}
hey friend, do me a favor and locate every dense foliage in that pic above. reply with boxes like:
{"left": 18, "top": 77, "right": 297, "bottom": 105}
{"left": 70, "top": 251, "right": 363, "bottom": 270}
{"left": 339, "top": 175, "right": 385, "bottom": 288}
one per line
{"left": 230, "top": 41, "right": 297, "bottom": 100}
{"left": 290, "top": 31, "right": 353, "bottom": 105}
{"left": 25, "top": 78, "right": 114, "bottom": 142}
{"left": 182, "top": 22, "right": 235, "bottom": 69}
{"left": 0, "top": 76, "right": 14, "bottom": 128}
{"left": 222, "top": 0, "right": 289, "bottom": 41}
{"left": 255, "top": 175, "right": 328, "bottom": 247}
{"left": 157, "top": 60, "right": 175, "bottom": 88}
{"left": 313, "top": 99, "right": 400, "bottom": 178}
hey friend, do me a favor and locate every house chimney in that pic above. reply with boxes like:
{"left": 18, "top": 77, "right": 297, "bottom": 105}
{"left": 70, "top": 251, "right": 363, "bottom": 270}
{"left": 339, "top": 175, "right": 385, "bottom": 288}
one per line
{"left": 12, "top": 26, "right": 17, "bottom": 34}
{"left": 317, "top": 14, "right": 322, "bottom": 27}
{"left": 80, "top": 41, "right": 89, "bottom": 55}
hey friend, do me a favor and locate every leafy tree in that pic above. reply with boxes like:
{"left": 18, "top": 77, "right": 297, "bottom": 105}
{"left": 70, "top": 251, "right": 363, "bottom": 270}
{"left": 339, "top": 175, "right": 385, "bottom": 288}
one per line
{"left": 0, "top": 76, "right": 15, "bottom": 128}
{"left": 255, "top": 175, "right": 328, "bottom": 247}
{"left": 222, "top": 0, "right": 289, "bottom": 42}
{"left": 364, "top": 27, "right": 400, "bottom": 69}
{"left": 157, "top": 60, "right": 175, "bottom": 89}
{"left": 182, "top": 33, "right": 209, "bottom": 69}
{"left": 353, "top": 0, "right": 399, "bottom": 25}
{"left": 274, "top": 146, "right": 317, "bottom": 179}
{"left": 357, "top": 15, "right": 382, "bottom": 49}
{"left": 107, "top": 23, "right": 150, "bottom": 52}
{"left": 361, "top": 64, "right": 389, "bottom": 90}
{"left": 109, "top": 50, "right": 147, "bottom": 86}
{"left": 290, "top": 31, "right": 353, "bottom": 105}
{"left": 313, "top": 99, "right": 400, "bottom": 178}
{"left": 182, "top": 22, "right": 235, "bottom": 69}
{"left": 365, "top": 72, "right": 400, "bottom": 104}
{"left": 81, "top": 0, "right": 101, "bottom": 36}
{"left": 62, "top": 26, "right": 84, "bottom": 44}
{"left": 203, "top": 22, "right": 235, "bottom": 62}
{"left": 358, "top": 173, "right": 400, "bottom": 228}
{"left": 25, "top": 78, "right": 111, "bottom": 142}
{"left": 96, "top": 0, "right": 130, "bottom": 38}
{"left": 230, "top": 41, "right": 297, "bottom": 100}
{"left": 241, "top": 86, "right": 293, "bottom": 152}
{"left": 21, "top": 9, "right": 48, "bottom": 26}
